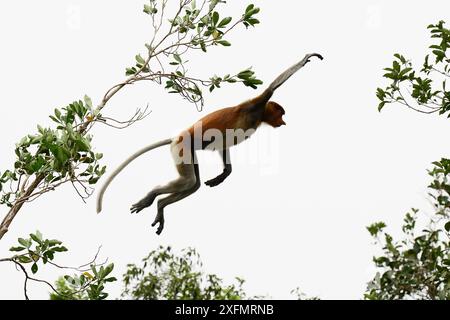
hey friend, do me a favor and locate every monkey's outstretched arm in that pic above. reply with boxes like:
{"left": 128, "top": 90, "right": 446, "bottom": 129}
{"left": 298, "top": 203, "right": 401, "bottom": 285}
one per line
{"left": 255, "top": 53, "right": 324, "bottom": 105}
{"left": 268, "top": 53, "right": 323, "bottom": 92}
{"left": 205, "top": 148, "right": 232, "bottom": 187}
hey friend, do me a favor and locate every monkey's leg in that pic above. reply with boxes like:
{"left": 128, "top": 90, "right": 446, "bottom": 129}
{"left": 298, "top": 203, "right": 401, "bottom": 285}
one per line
{"left": 205, "top": 148, "right": 232, "bottom": 187}
{"left": 130, "top": 140, "right": 195, "bottom": 214}
{"left": 130, "top": 164, "right": 196, "bottom": 214}
{"left": 130, "top": 192, "right": 158, "bottom": 214}
{"left": 152, "top": 182, "right": 200, "bottom": 235}
{"left": 130, "top": 178, "right": 189, "bottom": 214}
{"left": 152, "top": 162, "right": 200, "bottom": 235}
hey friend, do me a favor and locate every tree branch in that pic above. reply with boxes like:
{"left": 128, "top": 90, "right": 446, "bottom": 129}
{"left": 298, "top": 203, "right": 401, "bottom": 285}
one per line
{"left": 0, "top": 174, "right": 45, "bottom": 241}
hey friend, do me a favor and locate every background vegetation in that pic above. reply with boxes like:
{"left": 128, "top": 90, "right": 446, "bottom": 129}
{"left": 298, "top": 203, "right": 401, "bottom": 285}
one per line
{"left": 1, "top": 2, "right": 449, "bottom": 300}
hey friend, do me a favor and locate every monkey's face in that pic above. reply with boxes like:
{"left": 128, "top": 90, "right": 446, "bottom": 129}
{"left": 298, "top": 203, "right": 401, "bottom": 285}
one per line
{"left": 264, "top": 101, "right": 286, "bottom": 128}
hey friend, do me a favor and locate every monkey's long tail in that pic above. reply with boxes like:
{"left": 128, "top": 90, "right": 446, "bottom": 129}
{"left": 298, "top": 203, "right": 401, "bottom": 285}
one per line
{"left": 96, "top": 138, "right": 173, "bottom": 214}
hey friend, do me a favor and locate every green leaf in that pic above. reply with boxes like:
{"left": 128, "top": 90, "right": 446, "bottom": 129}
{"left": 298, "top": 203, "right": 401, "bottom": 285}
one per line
{"left": 246, "top": 18, "right": 260, "bottom": 26}
{"left": 200, "top": 41, "right": 207, "bottom": 52}
{"left": 30, "top": 233, "right": 43, "bottom": 245}
{"left": 52, "top": 246, "right": 68, "bottom": 252}
{"left": 432, "top": 50, "right": 445, "bottom": 62}
{"left": 75, "top": 138, "right": 91, "bottom": 152}
{"left": 105, "top": 277, "right": 117, "bottom": 283}
{"left": 126, "top": 67, "right": 137, "bottom": 76}
{"left": 54, "top": 108, "right": 62, "bottom": 120}
{"left": 367, "top": 222, "right": 387, "bottom": 236}
{"left": 445, "top": 221, "right": 450, "bottom": 232}
{"left": 48, "top": 239, "right": 62, "bottom": 247}
{"left": 9, "top": 246, "right": 26, "bottom": 252}
{"left": 17, "top": 256, "right": 33, "bottom": 264}
{"left": 217, "top": 40, "right": 231, "bottom": 46}
{"left": 201, "top": 15, "right": 209, "bottom": 25}
{"left": 103, "top": 263, "right": 114, "bottom": 278}
{"left": 31, "top": 263, "right": 38, "bottom": 274}
{"left": 64, "top": 275, "right": 75, "bottom": 284}
{"left": 244, "top": 5, "right": 260, "bottom": 19}
{"left": 135, "top": 54, "right": 146, "bottom": 65}
{"left": 218, "top": 17, "right": 232, "bottom": 28}
{"left": 237, "top": 69, "right": 254, "bottom": 79}
{"left": 399, "top": 68, "right": 412, "bottom": 77}
{"left": 84, "top": 95, "right": 93, "bottom": 110}
{"left": 376, "top": 88, "right": 386, "bottom": 101}
{"left": 173, "top": 53, "right": 182, "bottom": 64}
{"left": 45, "top": 250, "right": 54, "bottom": 261}
{"left": 18, "top": 238, "right": 31, "bottom": 248}
{"left": 49, "top": 115, "right": 60, "bottom": 124}
{"left": 393, "top": 61, "right": 401, "bottom": 72}
{"left": 143, "top": 4, "right": 152, "bottom": 15}
{"left": 49, "top": 145, "right": 69, "bottom": 166}
{"left": 212, "top": 11, "right": 219, "bottom": 26}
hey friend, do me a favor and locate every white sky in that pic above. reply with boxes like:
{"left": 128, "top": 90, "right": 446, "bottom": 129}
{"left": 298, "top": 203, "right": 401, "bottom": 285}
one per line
{"left": 1, "top": 0, "right": 449, "bottom": 300}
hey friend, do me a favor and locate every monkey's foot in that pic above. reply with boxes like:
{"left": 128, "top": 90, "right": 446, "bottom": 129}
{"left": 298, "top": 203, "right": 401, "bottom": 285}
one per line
{"left": 130, "top": 202, "right": 147, "bottom": 214}
{"left": 130, "top": 193, "right": 157, "bottom": 214}
{"left": 151, "top": 216, "right": 164, "bottom": 235}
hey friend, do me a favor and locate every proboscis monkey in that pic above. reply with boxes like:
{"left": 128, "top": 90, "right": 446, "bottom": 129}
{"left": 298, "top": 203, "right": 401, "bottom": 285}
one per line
{"left": 97, "top": 53, "right": 323, "bottom": 234}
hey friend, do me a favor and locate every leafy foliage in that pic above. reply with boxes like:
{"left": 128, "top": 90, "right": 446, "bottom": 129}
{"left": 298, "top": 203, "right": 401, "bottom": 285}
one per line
{"left": 50, "top": 263, "right": 116, "bottom": 300}
{"left": 122, "top": 246, "right": 247, "bottom": 300}
{"left": 9, "top": 230, "right": 68, "bottom": 274}
{"left": 365, "top": 159, "right": 450, "bottom": 300}
{"left": 5, "top": 231, "right": 116, "bottom": 300}
{"left": 0, "top": 97, "right": 105, "bottom": 207}
{"left": 50, "top": 277, "right": 90, "bottom": 300}
{"left": 376, "top": 21, "right": 450, "bottom": 115}
{"left": 126, "top": 0, "right": 263, "bottom": 108}
{"left": 290, "top": 287, "right": 320, "bottom": 300}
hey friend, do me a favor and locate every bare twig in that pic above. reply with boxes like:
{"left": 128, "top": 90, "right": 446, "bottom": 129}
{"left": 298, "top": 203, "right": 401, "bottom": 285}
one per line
{"left": 97, "top": 105, "right": 152, "bottom": 129}
{"left": 0, "top": 258, "right": 61, "bottom": 300}
{"left": 431, "top": 67, "right": 450, "bottom": 78}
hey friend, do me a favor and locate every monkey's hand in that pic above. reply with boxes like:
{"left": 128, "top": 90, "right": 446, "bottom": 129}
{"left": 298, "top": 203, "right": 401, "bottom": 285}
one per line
{"left": 205, "top": 169, "right": 231, "bottom": 187}
{"left": 309, "top": 53, "right": 324, "bottom": 61}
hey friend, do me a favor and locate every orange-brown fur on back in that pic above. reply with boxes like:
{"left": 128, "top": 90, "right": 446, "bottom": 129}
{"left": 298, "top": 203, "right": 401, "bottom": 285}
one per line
{"left": 187, "top": 106, "right": 243, "bottom": 136}
{"left": 183, "top": 96, "right": 285, "bottom": 151}
{"left": 186, "top": 90, "right": 276, "bottom": 133}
